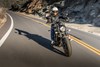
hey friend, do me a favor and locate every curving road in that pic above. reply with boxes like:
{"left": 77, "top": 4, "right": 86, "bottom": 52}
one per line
{"left": 0, "top": 11, "right": 100, "bottom": 67}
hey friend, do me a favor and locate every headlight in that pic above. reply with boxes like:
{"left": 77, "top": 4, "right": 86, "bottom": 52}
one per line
{"left": 60, "top": 26, "right": 66, "bottom": 32}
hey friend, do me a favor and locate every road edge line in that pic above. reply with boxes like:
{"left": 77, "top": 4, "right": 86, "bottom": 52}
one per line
{"left": 0, "top": 13, "right": 14, "bottom": 47}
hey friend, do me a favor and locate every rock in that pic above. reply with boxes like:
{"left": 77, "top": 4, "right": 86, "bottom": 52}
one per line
{"left": 63, "top": 0, "right": 100, "bottom": 26}
{"left": 92, "top": 15, "right": 100, "bottom": 27}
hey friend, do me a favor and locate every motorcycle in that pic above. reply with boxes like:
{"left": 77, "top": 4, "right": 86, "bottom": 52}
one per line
{"left": 51, "top": 17, "right": 72, "bottom": 57}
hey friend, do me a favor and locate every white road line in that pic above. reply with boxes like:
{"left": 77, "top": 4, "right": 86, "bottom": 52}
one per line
{"left": 0, "top": 13, "right": 14, "bottom": 47}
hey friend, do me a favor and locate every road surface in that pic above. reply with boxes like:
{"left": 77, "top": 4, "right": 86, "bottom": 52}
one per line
{"left": 0, "top": 11, "right": 100, "bottom": 67}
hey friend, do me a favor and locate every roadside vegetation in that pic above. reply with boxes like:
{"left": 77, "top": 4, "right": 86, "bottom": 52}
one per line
{"left": 0, "top": 3, "right": 6, "bottom": 27}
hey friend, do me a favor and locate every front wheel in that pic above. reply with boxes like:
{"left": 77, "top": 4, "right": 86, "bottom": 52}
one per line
{"left": 62, "top": 37, "right": 72, "bottom": 57}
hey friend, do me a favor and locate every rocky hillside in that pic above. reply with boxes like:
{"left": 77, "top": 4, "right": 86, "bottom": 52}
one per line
{"left": 64, "top": 0, "right": 100, "bottom": 26}
{"left": 9, "top": 0, "right": 63, "bottom": 13}
{"left": 1, "top": 0, "right": 100, "bottom": 26}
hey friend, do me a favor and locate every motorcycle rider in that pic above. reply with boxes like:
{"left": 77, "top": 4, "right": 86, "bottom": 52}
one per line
{"left": 50, "top": 7, "right": 60, "bottom": 45}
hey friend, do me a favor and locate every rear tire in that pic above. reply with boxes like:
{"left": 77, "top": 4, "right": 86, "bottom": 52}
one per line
{"left": 63, "top": 37, "right": 72, "bottom": 57}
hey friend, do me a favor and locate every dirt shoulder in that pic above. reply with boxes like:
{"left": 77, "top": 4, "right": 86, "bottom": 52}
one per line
{"left": 65, "top": 23, "right": 100, "bottom": 36}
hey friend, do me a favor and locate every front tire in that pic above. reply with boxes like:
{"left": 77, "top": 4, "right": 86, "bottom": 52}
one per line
{"left": 63, "top": 37, "right": 72, "bottom": 57}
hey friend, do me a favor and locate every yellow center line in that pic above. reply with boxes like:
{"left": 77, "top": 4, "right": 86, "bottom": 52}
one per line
{"left": 20, "top": 13, "right": 100, "bottom": 56}
{"left": 70, "top": 35, "right": 100, "bottom": 56}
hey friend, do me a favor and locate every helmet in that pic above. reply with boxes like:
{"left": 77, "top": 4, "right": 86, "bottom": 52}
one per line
{"left": 52, "top": 7, "right": 58, "bottom": 11}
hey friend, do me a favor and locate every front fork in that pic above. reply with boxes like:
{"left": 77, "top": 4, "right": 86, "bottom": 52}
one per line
{"left": 61, "top": 32, "right": 70, "bottom": 46}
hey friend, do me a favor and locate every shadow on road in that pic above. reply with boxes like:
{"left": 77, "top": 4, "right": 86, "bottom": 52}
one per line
{"left": 15, "top": 28, "right": 66, "bottom": 57}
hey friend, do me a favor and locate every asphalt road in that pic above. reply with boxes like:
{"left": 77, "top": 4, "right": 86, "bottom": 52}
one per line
{"left": 0, "top": 11, "right": 100, "bottom": 67}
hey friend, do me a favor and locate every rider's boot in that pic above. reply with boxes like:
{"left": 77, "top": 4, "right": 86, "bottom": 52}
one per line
{"left": 51, "top": 40, "right": 55, "bottom": 48}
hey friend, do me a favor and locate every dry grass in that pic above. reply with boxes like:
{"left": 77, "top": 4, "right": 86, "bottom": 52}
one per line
{"left": 0, "top": 4, "right": 6, "bottom": 28}
{"left": 0, "top": 7, "right": 6, "bottom": 19}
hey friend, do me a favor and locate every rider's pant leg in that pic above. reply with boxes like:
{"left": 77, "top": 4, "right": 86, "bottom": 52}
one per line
{"left": 51, "top": 27, "right": 55, "bottom": 41}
